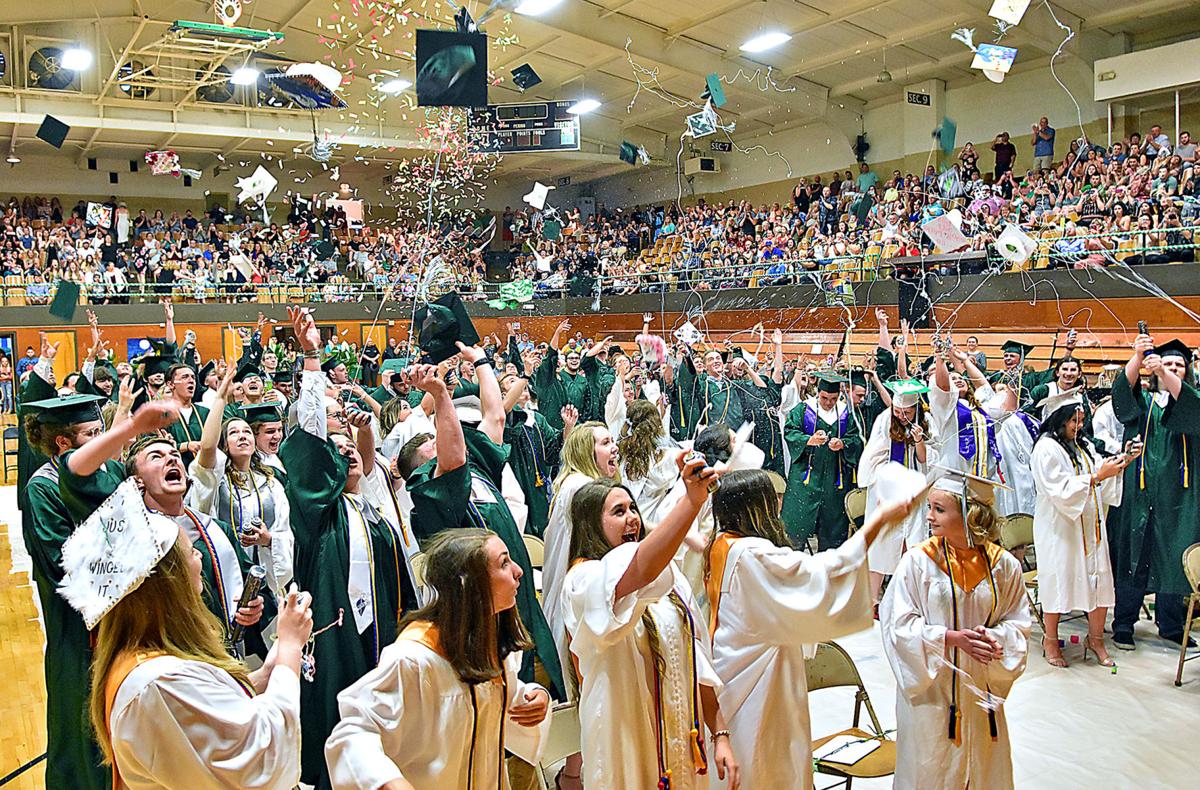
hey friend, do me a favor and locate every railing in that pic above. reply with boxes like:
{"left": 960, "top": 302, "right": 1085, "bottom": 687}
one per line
{"left": 1, "top": 230, "right": 1196, "bottom": 308}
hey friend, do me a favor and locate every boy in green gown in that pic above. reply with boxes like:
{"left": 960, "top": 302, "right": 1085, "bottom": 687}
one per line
{"left": 280, "top": 307, "right": 416, "bottom": 788}
{"left": 781, "top": 373, "right": 864, "bottom": 550}
{"left": 21, "top": 394, "right": 110, "bottom": 790}
{"left": 1108, "top": 336, "right": 1200, "bottom": 649}
{"left": 676, "top": 349, "right": 747, "bottom": 436}
{"left": 532, "top": 319, "right": 590, "bottom": 431}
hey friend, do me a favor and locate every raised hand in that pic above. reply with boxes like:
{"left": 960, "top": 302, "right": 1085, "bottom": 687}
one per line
{"left": 118, "top": 377, "right": 142, "bottom": 413}
{"left": 455, "top": 341, "right": 485, "bottom": 364}
{"left": 130, "top": 400, "right": 181, "bottom": 434}
{"left": 409, "top": 364, "right": 446, "bottom": 395}
{"left": 39, "top": 332, "right": 60, "bottom": 362}
{"left": 875, "top": 307, "right": 888, "bottom": 326}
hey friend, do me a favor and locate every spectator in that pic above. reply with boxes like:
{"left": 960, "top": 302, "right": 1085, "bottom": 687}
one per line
{"left": 1031, "top": 116, "right": 1056, "bottom": 171}
{"left": 856, "top": 163, "right": 878, "bottom": 194}
{"left": 14, "top": 346, "right": 38, "bottom": 378}
{"left": 991, "top": 132, "right": 1017, "bottom": 178}
{"left": 1175, "top": 131, "right": 1196, "bottom": 164}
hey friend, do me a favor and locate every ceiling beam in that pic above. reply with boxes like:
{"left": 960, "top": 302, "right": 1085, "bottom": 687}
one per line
{"left": 74, "top": 127, "right": 103, "bottom": 167}
{"left": 1082, "top": 0, "right": 1196, "bottom": 30}
{"left": 599, "top": 0, "right": 639, "bottom": 20}
{"left": 791, "top": 13, "right": 976, "bottom": 77}
{"left": 665, "top": 0, "right": 759, "bottom": 42}
{"left": 95, "top": 15, "right": 150, "bottom": 103}
{"left": 791, "top": 0, "right": 896, "bottom": 35}
{"left": 494, "top": 36, "right": 560, "bottom": 72}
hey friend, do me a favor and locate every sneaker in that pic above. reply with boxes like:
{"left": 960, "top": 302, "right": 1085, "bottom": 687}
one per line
{"left": 1159, "top": 633, "right": 1197, "bottom": 648}
{"left": 1112, "top": 632, "right": 1136, "bottom": 651}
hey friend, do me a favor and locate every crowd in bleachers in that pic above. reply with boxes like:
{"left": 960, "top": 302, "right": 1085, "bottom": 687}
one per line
{"left": 2, "top": 121, "right": 1199, "bottom": 304}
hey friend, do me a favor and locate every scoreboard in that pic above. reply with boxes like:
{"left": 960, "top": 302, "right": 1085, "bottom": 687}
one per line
{"left": 470, "top": 101, "right": 581, "bottom": 154}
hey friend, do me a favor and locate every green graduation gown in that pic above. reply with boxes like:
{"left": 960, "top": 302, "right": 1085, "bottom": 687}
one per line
{"left": 781, "top": 400, "right": 863, "bottom": 550}
{"left": 24, "top": 460, "right": 108, "bottom": 790}
{"left": 676, "top": 360, "right": 746, "bottom": 433}
{"left": 17, "top": 369, "right": 56, "bottom": 512}
{"left": 1108, "top": 372, "right": 1200, "bottom": 596}
{"left": 732, "top": 378, "right": 786, "bottom": 475}
{"left": 165, "top": 402, "right": 209, "bottom": 468}
{"left": 280, "top": 428, "right": 415, "bottom": 788}
{"left": 532, "top": 348, "right": 589, "bottom": 431}
{"left": 503, "top": 406, "right": 562, "bottom": 538}
{"left": 580, "top": 355, "right": 616, "bottom": 424}
{"left": 406, "top": 427, "right": 566, "bottom": 700}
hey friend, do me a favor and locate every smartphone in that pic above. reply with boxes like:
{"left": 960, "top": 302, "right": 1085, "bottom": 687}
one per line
{"left": 1138, "top": 321, "right": 1148, "bottom": 336}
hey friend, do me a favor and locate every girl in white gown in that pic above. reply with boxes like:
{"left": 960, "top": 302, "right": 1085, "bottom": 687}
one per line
{"left": 880, "top": 469, "right": 1031, "bottom": 790}
{"left": 563, "top": 460, "right": 740, "bottom": 790}
{"left": 325, "top": 529, "right": 551, "bottom": 790}
{"left": 706, "top": 469, "right": 917, "bottom": 789}
{"left": 858, "top": 380, "right": 933, "bottom": 602}
{"left": 1030, "top": 389, "right": 1137, "bottom": 668}
{"left": 616, "top": 399, "right": 681, "bottom": 528}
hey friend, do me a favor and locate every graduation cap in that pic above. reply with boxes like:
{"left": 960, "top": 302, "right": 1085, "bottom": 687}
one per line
{"left": 1152, "top": 339, "right": 1193, "bottom": 366}
{"left": 765, "top": 470, "right": 788, "bottom": 496}
{"left": 197, "top": 361, "right": 216, "bottom": 385}
{"left": 1036, "top": 386, "right": 1085, "bottom": 421}
{"left": 511, "top": 63, "right": 542, "bottom": 91}
{"left": 848, "top": 370, "right": 870, "bottom": 388}
{"left": 931, "top": 466, "right": 1010, "bottom": 508}
{"left": 232, "top": 365, "right": 264, "bottom": 384}
{"left": 414, "top": 291, "right": 480, "bottom": 364}
{"left": 36, "top": 115, "right": 70, "bottom": 149}
{"left": 1001, "top": 339, "right": 1034, "bottom": 357}
{"left": 242, "top": 403, "right": 283, "bottom": 425}
{"left": 542, "top": 219, "right": 562, "bottom": 241}
{"left": 48, "top": 279, "right": 81, "bottom": 321}
{"left": 933, "top": 116, "right": 957, "bottom": 156}
{"left": 134, "top": 354, "right": 175, "bottom": 378}
{"left": 701, "top": 73, "right": 727, "bottom": 108}
{"left": 23, "top": 393, "right": 106, "bottom": 426}
{"left": 885, "top": 378, "right": 929, "bottom": 408}
{"left": 816, "top": 371, "right": 847, "bottom": 393}
{"left": 271, "top": 369, "right": 293, "bottom": 385}
{"left": 321, "top": 357, "right": 347, "bottom": 375}
{"left": 380, "top": 358, "right": 410, "bottom": 375}
{"left": 619, "top": 141, "right": 638, "bottom": 165}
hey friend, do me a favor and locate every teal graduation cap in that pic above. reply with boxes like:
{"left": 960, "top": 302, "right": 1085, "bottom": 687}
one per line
{"left": 23, "top": 393, "right": 106, "bottom": 426}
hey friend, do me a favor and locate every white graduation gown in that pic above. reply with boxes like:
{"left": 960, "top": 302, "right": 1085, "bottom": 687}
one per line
{"left": 880, "top": 545, "right": 1031, "bottom": 790}
{"left": 979, "top": 393, "right": 1038, "bottom": 517}
{"left": 187, "top": 451, "right": 294, "bottom": 596}
{"left": 542, "top": 470, "right": 593, "bottom": 696}
{"left": 858, "top": 411, "right": 932, "bottom": 574}
{"left": 1030, "top": 438, "right": 1121, "bottom": 613}
{"left": 929, "top": 381, "right": 1002, "bottom": 481}
{"left": 1090, "top": 398, "right": 1123, "bottom": 454}
{"left": 109, "top": 657, "right": 301, "bottom": 789}
{"left": 564, "top": 542, "right": 721, "bottom": 790}
{"left": 710, "top": 534, "right": 873, "bottom": 790}
{"left": 325, "top": 641, "right": 549, "bottom": 790}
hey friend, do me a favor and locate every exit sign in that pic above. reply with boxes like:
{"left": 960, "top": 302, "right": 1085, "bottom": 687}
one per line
{"left": 906, "top": 91, "right": 931, "bottom": 106}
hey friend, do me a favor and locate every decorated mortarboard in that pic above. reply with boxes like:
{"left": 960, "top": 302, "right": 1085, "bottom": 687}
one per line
{"left": 48, "top": 280, "right": 81, "bottom": 321}
{"left": 1036, "top": 386, "right": 1085, "bottom": 421}
{"left": 930, "top": 465, "right": 1011, "bottom": 507}
{"left": 58, "top": 479, "right": 181, "bottom": 630}
{"left": 510, "top": 63, "right": 542, "bottom": 91}
{"left": 321, "top": 356, "right": 348, "bottom": 374}
{"left": 1152, "top": 339, "right": 1193, "bottom": 365}
{"left": 380, "top": 358, "right": 410, "bottom": 374}
{"left": 23, "top": 393, "right": 106, "bottom": 426}
{"left": 242, "top": 403, "right": 284, "bottom": 424}
{"left": 232, "top": 364, "right": 264, "bottom": 383}
{"left": 885, "top": 378, "right": 930, "bottom": 408}
{"left": 1001, "top": 339, "right": 1034, "bottom": 357}
{"left": 702, "top": 73, "right": 727, "bottom": 108}
{"left": 414, "top": 291, "right": 480, "bottom": 364}
{"left": 541, "top": 219, "right": 562, "bottom": 241}
{"left": 619, "top": 141, "right": 638, "bottom": 165}
{"left": 816, "top": 371, "right": 847, "bottom": 393}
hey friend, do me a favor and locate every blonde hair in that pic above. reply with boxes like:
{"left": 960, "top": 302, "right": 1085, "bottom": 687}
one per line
{"left": 944, "top": 492, "right": 1003, "bottom": 544}
{"left": 552, "top": 421, "right": 616, "bottom": 490}
{"left": 89, "top": 539, "right": 249, "bottom": 765}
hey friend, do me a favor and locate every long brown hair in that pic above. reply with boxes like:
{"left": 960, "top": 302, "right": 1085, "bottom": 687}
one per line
{"left": 617, "top": 400, "right": 664, "bottom": 481}
{"left": 217, "top": 418, "right": 275, "bottom": 481}
{"left": 705, "top": 469, "right": 791, "bottom": 582}
{"left": 566, "top": 479, "right": 687, "bottom": 675}
{"left": 888, "top": 402, "right": 929, "bottom": 445}
{"left": 89, "top": 538, "right": 248, "bottom": 765}
{"left": 400, "top": 528, "right": 532, "bottom": 685}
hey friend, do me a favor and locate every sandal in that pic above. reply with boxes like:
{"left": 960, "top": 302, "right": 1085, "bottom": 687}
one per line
{"left": 1042, "top": 636, "right": 1068, "bottom": 668}
{"left": 1084, "top": 634, "right": 1116, "bottom": 667}
{"left": 555, "top": 768, "right": 582, "bottom": 790}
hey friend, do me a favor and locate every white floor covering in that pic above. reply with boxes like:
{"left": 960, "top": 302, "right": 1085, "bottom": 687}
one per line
{"left": 5, "top": 485, "right": 1198, "bottom": 789}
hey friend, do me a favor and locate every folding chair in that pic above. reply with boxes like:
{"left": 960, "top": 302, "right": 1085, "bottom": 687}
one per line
{"left": 409, "top": 551, "right": 427, "bottom": 589}
{"left": 844, "top": 487, "right": 868, "bottom": 537}
{"left": 535, "top": 702, "right": 581, "bottom": 789}
{"left": 2, "top": 426, "right": 18, "bottom": 482}
{"left": 998, "top": 513, "right": 1046, "bottom": 632}
{"left": 806, "top": 641, "right": 897, "bottom": 789}
{"left": 1174, "top": 542, "right": 1200, "bottom": 687}
{"left": 523, "top": 534, "right": 545, "bottom": 596}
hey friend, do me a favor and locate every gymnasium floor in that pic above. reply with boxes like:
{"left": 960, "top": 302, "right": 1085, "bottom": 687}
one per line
{"left": 1, "top": 484, "right": 1196, "bottom": 789}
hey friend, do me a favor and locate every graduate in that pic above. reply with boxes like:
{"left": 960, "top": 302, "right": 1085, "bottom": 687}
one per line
{"left": 58, "top": 480, "right": 312, "bottom": 789}
{"left": 858, "top": 379, "right": 933, "bottom": 603}
{"left": 781, "top": 372, "right": 863, "bottom": 549}
{"left": 162, "top": 362, "right": 209, "bottom": 467}
{"left": 21, "top": 393, "right": 110, "bottom": 789}
{"left": 401, "top": 303, "right": 565, "bottom": 700}
{"left": 880, "top": 469, "right": 1032, "bottom": 790}
{"left": 500, "top": 368, "right": 570, "bottom": 539}
{"left": 616, "top": 398, "right": 682, "bottom": 527}
{"left": 929, "top": 348, "right": 1007, "bottom": 482}
{"left": 325, "top": 529, "right": 552, "bottom": 789}
{"left": 676, "top": 348, "right": 747, "bottom": 435}
{"left": 278, "top": 306, "right": 416, "bottom": 789}
{"left": 187, "top": 368, "right": 294, "bottom": 597}
{"left": 532, "top": 319, "right": 590, "bottom": 431}
{"left": 563, "top": 461, "right": 740, "bottom": 790}
{"left": 59, "top": 404, "right": 275, "bottom": 662}
{"left": 1107, "top": 334, "right": 1200, "bottom": 649}
{"left": 1027, "top": 356, "right": 1091, "bottom": 426}
{"left": 728, "top": 334, "right": 786, "bottom": 476}
{"left": 1031, "top": 389, "right": 1137, "bottom": 668}
{"left": 539, "top": 420, "right": 619, "bottom": 686}
{"left": 846, "top": 367, "right": 889, "bottom": 452}
{"left": 986, "top": 339, "right": 1057, "bottom": 406}
{"left": 247, "top": 401, "right": 288, "bottom": 480}
{"left": 706, "top": 469, "right": 917, "bottom": 790}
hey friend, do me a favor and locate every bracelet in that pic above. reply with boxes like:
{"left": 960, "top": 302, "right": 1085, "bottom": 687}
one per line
{"left": 472, "top": 359, "right": 492, "bottom": 371}
{"left": 710, "top": 729, "right": 731, "bottom": 743}
{"left": 303, "top": 350, "right": 320, "bottom": 359}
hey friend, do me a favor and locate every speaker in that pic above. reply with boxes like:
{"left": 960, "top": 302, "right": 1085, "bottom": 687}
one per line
{"left": 109, "top": 172, "right": 119, "bottom": 185}
{"left": 898, "top": 280, "right": 931, "bottom": 329}
{"left": 87, "top": 157, "right": 97, "bottom": 170}
{"left": 183, "top": 175, "right": 192, "bottom": 187}
{"left": 130, "top": 159, "right": 138, "bottom": 172}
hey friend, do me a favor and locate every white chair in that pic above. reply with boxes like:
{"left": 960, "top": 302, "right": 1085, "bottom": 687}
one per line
{"left": 536, "top": 702, "right": 581, "bottom": 789}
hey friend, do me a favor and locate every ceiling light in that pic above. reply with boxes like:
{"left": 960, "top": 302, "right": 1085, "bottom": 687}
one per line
{"left": 567, "top": 98, "right": 600, "bottom": 115}
{"left": 877, "top": 69, "right": 893, "bottom": 83}
{"left": 230, "top": 66, "right": 259, "bottom": 86}
{"left": 515, "top": 0, "right": 563, "bottom": 16}
{"left": 5, "top": 153, "right": 19, "bottom": 165}
{"left": 378, "top": 78, "right": 412, "bottom": 94}
{"left": 739, "top": 31, "right": 791, "bottom": 54}
{"left": 61, "top": 47, "right": 93, "bottom": 71}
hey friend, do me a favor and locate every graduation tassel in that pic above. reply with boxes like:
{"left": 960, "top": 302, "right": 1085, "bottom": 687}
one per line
{"left": 948, "top": 705, "right": 960, "bottom": 744}
{"left": 658, "top": 770, "right": 672, "bottom": 790}
{"left": 690, "top": 728, "right": 707, "bottom": 773}
{"left": 1181, "top": 435, "right": 1190, "bottom": 489}
{"left": 988, "top": 710, "right": 999, "bottom": 742}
